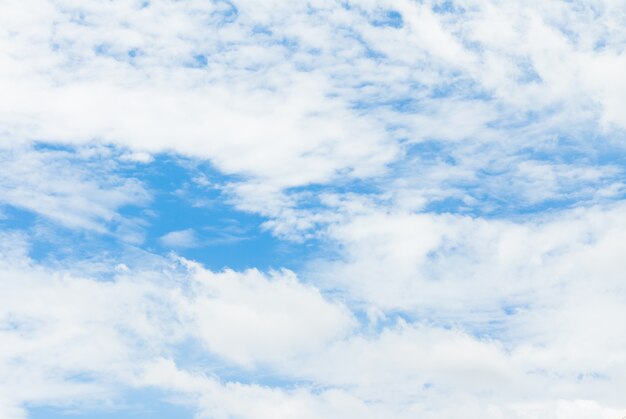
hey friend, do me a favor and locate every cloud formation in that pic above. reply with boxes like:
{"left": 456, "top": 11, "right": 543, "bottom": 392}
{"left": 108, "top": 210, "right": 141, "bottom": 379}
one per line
{"left": 1, "top": 0, "right": 626, "bottom": 418}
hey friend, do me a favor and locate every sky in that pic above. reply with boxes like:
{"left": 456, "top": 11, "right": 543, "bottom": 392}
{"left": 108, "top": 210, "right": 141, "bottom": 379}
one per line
{"left": 1, "top": 0, "right": 626, "bottom": 418}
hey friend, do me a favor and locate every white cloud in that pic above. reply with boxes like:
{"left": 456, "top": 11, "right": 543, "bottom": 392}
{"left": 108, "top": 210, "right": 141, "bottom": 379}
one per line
{"left": 0, "top": 0, "right": 397, "bottom": 193}
{"left": 2, "top": 0, "right": 625, "bottom": 220}
{"left": 311, "top": 201, "right": 626, "bottom": 315}
{"left": 2, "top": 1, "right": 626, "bottom": 418}
{"left": 0, "top": 0, "right": 624, "bottom": 248}
{"left": 0, "top": 233, "right": 356, "bottom": 417}
{"left": 160, "top": 229, "right": 198, "bottom": 248}
{"left": 3, "top": 215, "right": 626, "bottom": 418}
{"left": 0, "top": 145, "right": 149, "bottom": 237}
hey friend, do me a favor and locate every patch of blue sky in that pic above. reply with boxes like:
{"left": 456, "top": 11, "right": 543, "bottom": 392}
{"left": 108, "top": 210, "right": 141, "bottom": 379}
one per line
{"left": 67, "top": 10, "right": 87, "bottom": 25}
{"left": 349, "top": 95, "right": 415, "bottom": 112}
{"left": 502, "top": 303, "right": 530, "bottom": 316}
{"left": 31, "top": 142, "right": 66, "bottom": 152}
{"left": 211, "top": 0, "right": 238, "bottom": 25}
{"left": 251, "top": 24, "right": 272, "bottom": 36}
{"left": 431, "top": 0, "right": 465, "bottom": 15}
{"left": 594, "top": 38, "right": 607, "bottom": 51}
{"left": 486, "top": 109, "right": 547, "bottom": 130}
{"left": 93, "top": 43, "right": 109, "bottom": 56}
{"left": 0, "top": 207, "right": 75, "bottom": 262}
{"left": 284, "top": 175, "right": 381, "bottom": 199}
{"left": 390, "top": 97, "right": 419, "bottom": 112}
{"left": 350, "top": 90, "right": 429, "bottom": 113}
{"left": 181, "top": 52, "right": 213, "bottom": 70}
{"left": 350, "top": 79, "right": 491, "bottom": 115}
{"left": 28, "top": 389, "right": 194, "bottom": 419}
{"left": 403, "top": 301, "right": 525, "bottom": 339}
{"left": 567, "top": 134, "right": 626, "bottom": 165}
{"left": 0, "top": 205, "right": 37, "bottom": 232}
{"left": 554, "top": 24, "right": 580, "bottom": 45}
{"left": 273, "top": 36, "right": 300, "bottom": 56}
{"left": 350, "top": 303, "right": 514, "bottom": 340}
{"left": 430, "top": 78, "right": 493, "bottom": 101}
{"left": 330, "top": 25, "right": 386, "bottom": 61}
{"left": 370, "top": 10, "right": 403, "bottom": 29}
{"left": 0, "top": 216, "right": 158, "bottom": 281}
{"left": 517, "top": 141, "right": 585, "bottom": 164}
{"left": 514, "top": 59, "right": 542, "bottom": 84}
{"left": 20, "top": 133, "right": 626, "bottom": 265}
{"left": 592, "top": 149, "right": 626, "bottom": 168}
{"left": 169, "top": 337, "right": 237, "bottom": 374}
{"left": 468, "top": 176, "right": 615, "bottom": 216}
{"left": 422, "top": 196, "right": 473, "bottom": 215}
{"left": 191, "top": 54, "right": 208, "bottom": 67}
{"left": 401, "top": 139, "right": 452, "bottom": 162}
{"left": 505, "top": 195, "right": 624, "bottom": 217}
{"left": 519, "top": 134, "right": 626, "bottom": 167}
{"left": 338, "top": 1, "right": 353, "bottom": 12}
{"left": 398, "top": 139, "right": 626, "bottom": 217}
{"left": 120, "top": 155, "right": 315, "bottom": 272}
{"left": 464, "top": 318, "right": 513, "bottom": 340}
{"left": 168, "top": 337, "right": 319, "bottom": 391}
{"left": 1, "top": 145, "right": 316, "bottom": 273}
{"left": 448, "top": 184, "right": 621, "bottom": 220}
{"left": 93, "top": 44, "right": 143, "bottom": 64}
{"left": 361, "top": 43, "right": 386, "bottom": 60}
{"left": 348, "top": 307, "right": 415, "bottom": 335}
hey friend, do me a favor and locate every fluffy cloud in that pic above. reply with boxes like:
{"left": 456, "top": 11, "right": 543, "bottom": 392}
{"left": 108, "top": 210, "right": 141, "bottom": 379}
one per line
{"left": 0, "top": 233, "right": 355, "bottom": 417}
{"left": 3, "top": 207, "right": 626, "bottom": 418}
{"left": 2, "top": 0, "right": 625, "bottom": 212}
{"left": 313, "top": 201, "right": 626, "bottom": 313}
{"left": 2, "top": 0, "right": 626, "bottom": 418}
{"left": 173, "top": 258, "right": 355, "bottom": 367}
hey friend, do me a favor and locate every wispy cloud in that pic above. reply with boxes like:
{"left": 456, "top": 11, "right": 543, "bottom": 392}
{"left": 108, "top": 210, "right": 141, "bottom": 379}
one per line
{"left": 0, "top": 145, "right": 150, "bottom": 238}
{"left": 160, "top": 229, "right": 198, "bottom": 248}
{"left": 2, "top": 0, "right": 626, "bottom": 418}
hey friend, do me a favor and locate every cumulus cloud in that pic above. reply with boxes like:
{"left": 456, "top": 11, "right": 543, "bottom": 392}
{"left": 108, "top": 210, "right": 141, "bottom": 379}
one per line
{"left": 312, "top": 201, "right": 626, "bottom": 314}
{"left": 2, "top": 0, "right": 626, "bottom": 418}
{"left": 3, "top": 209, "right": 626, "bottom": 418}
{"left": 1, "top": 0, "right": 624, "bottom": 221}
{"left": 0, "top": 233, "right": 355, "bottom": 417}
{"left": 179, "top": 262, "right": 355, "bottom": 367}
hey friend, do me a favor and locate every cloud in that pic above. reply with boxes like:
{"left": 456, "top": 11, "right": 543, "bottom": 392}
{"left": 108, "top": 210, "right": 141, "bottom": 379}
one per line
{"left": 0, "top": 0, "right": 397, "bottom": 193}
{"left": 2, "top": 0, "right": 626, "bottom": 418}
{"left": 177, "top": 260, "right": 355, "bottom": 367}
{"left": 3, "top": 218, "right": 626, "bottom": 418}
{"left": 311, "top": 201, "right": 626, "bottom": 315}
{"left": 1, "top": 0, "right": 624, "bottom": 218}
{"left": 0, "top": 233, "right": 355, "bottom": 417}
{"left": 0, "top": 145, "right": 150, "bottom": 237}
{"left": 160, "top": 229, "right": 198, "bottom": 248}
{"left": 0, "top": 0, "right": 624, "bottom": 246}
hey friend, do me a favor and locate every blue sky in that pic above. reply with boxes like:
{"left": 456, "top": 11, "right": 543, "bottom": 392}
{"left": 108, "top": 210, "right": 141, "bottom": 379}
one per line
{"left": 2, "top": 1, "right": 626, "bottom": 418}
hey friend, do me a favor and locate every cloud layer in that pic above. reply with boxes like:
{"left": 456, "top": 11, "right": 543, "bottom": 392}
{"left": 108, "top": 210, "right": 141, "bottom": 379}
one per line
{"left": 2, "top": 0, "right": 626, "bottom": 418}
